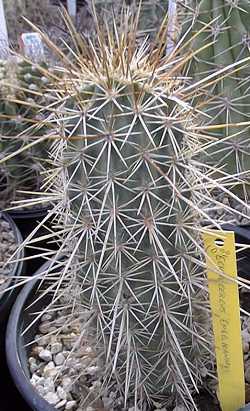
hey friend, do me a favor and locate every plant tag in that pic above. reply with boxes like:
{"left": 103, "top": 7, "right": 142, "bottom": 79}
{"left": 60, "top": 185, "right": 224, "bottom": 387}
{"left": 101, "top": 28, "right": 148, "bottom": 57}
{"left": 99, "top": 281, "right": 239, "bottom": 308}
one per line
{"left": 19, "top": 33, "right": 45, "bottom": 62}
{"left": 202, "top": 230, "right": 245, "bottom": 411}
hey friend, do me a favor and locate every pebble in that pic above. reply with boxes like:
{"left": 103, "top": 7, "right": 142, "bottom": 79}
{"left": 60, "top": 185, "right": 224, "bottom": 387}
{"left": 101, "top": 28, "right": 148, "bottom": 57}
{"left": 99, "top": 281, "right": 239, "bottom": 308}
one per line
{"left": 62, "top": 377, "right": 72, "bottom": 391}
{"left": 242, "top": 329, "right": 250, "bottom": 343}
{"left": 43, "top": 392, "right": 60, "bottom": 405}
{"left": 57, "top": 386, "right": 67, "bottom": 401}
{"left": 54, "top": 352, "right": 65, "bottom": 366}
{"left": 39, "top": 349, "right": 52, "bottom": 362}
{"left": 30, "top": 362, "right": 39, "bottom": 374}
{"left": 43, "top": 361, "right": 56, "bottom": 378}
{"left": 51, "top": 342, "right": 63, "bottom": 354}
{"left": 36, "top": 336, "right": 50, "bottom": 346}
{"left": 43, "top": 378, "right": 55, "bottom": 394}
{"left": 55, "top": 399, "right": 67, "bottom": 409}
{"left": 65, "top": 401, "right": 77, "bottom": 410}
{"left": 39, "top": 322, "right": 52, "bottom": 334}
{"left": 41, "top": 313, "right": 53, "bottom": 322}
{"left": 243, "top": 341, "right": 249, "bottom": 354}
{"left": 85, "top": 365, "right": 99, "bottom": 375}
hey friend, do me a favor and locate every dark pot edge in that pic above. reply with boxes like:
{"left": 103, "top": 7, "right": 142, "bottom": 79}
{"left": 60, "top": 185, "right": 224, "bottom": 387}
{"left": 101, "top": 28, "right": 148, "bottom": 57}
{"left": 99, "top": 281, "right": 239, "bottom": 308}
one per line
{"left": 5, "top": 260, "right": 56, "bottom": 411}
{"left": 8, "top": 206, "right": 50, "bottom": 220}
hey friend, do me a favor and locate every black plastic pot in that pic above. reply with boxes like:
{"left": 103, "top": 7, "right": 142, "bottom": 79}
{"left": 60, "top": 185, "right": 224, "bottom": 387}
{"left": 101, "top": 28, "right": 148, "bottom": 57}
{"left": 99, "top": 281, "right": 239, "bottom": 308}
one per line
{"left": 222, "top": 224, "right": 250, "bottom": 282}
{"left": 6, "top": 261, "right": 56, "bottom": 411}
{"left": 0, "top": 211, "right": 26, "bottom": 330}
{"left": 9, "top": 206, "right": 58, "bottom": 272}
{"left": 9, "top": 206, "right": 50, "bottom": 240}
{"left": 223, "top": 224, "right": 250, "bottom": 243}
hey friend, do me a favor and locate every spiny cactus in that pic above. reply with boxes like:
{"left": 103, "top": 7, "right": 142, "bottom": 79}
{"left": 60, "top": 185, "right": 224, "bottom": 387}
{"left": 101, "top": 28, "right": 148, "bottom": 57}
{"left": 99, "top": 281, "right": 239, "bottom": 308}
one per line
{"left": 186, "top": 0, "right": 250, "bottom": 200}
{"left": 0, "top": 58, "right": 50, "bottom": 209}
{"left": 29, "top": 10, "right": 250, "bottom": 409}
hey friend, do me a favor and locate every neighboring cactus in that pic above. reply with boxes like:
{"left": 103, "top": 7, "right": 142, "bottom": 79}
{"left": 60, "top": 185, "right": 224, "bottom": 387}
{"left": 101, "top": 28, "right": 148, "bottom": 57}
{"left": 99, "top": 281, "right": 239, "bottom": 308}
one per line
{"left": 185, "top": 0, "right": 250, "bottom": 199}
{"left": 0, "top": 58, "right": 50, "bottom": 209}
{"left": 33, "top": 12, "right": 250, "bottom": 409}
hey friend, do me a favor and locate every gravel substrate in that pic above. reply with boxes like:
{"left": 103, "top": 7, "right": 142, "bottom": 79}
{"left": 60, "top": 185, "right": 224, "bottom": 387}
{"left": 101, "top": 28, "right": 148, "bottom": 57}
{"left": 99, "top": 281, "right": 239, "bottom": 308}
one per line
{"left": 0, "top": 216, "right": 17, "bottom": 291}
{"left": 29, "top": 300, "right": 148, "bottom": 411}
{"left": 28, "top": 291, "right": 219, "bottom": 411}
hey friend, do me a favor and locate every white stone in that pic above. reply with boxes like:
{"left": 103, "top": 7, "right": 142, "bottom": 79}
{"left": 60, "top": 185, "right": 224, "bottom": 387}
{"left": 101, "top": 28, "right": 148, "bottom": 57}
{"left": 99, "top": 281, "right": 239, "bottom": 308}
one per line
{"left": 54, "top": 352, "right": 65, "bottom": 366}
{"left": 173, "top": 406, "right": 188, "bottom": 411}
{"left": 55, "top": 399, "right": 67, "bottom": 409}
{"left": 36, "top": 385, "right": 45, "bottom": 396}
{"left": 28, "top": 356, "right": 36, "bottom": 364}
{"left": 62, "top": 377, "right": 72, "bottom": 391}
{"left": 30, "top": 362, "right": 39, "bottom": 374}
{"left": 242, "top": 329, "right": 250, "bottom": 343}
{"left": 44, "top": 392, "right": 60, "bottom": 405}
{"left": 30, "top": 374, "right": 44, "bottom": 386}
{"left": 29, "top": 83, "right": 38, "bottom": 90}
{"left": 51, "top": 342, "right": 63, "bottom": 355}
{"left": 43, "top": 361, "right": 56, "bottom": 378}
{"left": 65, "top": 401, "right": 77, "bottom": 410}
{"left": 243, "top": 341, "right": 249, "bottom": 354}
{"left": 39, "top": 349, "right": 52, "bottom": 362}
{"left": 86, "top": 365, "right": 99, "bottom": 375}
{"left": 41, "top": 313, "right": 53, "bottom": 322}
{"left": 32, "top": 346, "right": 44, "bottom": 356}
{"left": 57, "top": 386, "right": 67, "bottom": 400}
{"left": 43, "top": 377, "right": 55, "bottom": 394}
{"left": 39, "top": 322, "right": 51, "bottom": 334}
{"left": 37, "top": 336, "right": 50, "bottom": 346}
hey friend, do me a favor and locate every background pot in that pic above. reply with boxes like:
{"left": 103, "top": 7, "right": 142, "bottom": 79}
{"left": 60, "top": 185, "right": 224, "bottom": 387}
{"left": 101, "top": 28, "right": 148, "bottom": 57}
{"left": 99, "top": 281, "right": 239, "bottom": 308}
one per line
{"left": 5, "top": 260, "right": 56, "bottom": 411}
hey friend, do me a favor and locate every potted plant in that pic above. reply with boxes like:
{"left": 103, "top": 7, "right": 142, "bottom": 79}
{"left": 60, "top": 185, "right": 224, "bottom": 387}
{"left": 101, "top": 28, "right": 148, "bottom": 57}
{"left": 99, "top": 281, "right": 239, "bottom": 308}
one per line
{"left": 5, "top": 4, "right": 250, "bottom": 411}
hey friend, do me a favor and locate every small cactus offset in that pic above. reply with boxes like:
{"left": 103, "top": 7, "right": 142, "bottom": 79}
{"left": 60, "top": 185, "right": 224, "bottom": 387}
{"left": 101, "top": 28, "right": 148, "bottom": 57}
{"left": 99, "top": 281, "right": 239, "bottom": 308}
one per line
{"left": 186, "top": 0, "right": 250, "bottom": 200}
{"left": 32, "top": 11, "right": 250, "bottom": 409}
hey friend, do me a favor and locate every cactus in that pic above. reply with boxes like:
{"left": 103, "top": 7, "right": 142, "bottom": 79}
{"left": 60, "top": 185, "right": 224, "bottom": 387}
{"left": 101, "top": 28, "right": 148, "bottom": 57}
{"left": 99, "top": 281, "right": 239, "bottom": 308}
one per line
{"left": 0, "top": 58, "right": 50, "bottom": 209}
{"left": 29, "top": 10, "right": 250, "bottom": 409}
{"left": 185, "top": 0, "right": 250, "bottom": 199}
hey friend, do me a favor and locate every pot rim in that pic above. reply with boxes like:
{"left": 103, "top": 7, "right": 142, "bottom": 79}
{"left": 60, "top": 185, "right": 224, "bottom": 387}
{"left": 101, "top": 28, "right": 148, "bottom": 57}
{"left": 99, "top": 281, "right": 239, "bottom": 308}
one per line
{"left": 5, "top": 260, "right": 56, "bottom": 411}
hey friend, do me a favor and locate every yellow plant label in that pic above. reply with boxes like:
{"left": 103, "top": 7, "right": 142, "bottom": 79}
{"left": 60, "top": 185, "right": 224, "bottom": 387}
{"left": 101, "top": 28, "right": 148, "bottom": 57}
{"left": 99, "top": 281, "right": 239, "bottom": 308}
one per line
{"left": 202, "top": 230, "right": 245, "bottom": 411}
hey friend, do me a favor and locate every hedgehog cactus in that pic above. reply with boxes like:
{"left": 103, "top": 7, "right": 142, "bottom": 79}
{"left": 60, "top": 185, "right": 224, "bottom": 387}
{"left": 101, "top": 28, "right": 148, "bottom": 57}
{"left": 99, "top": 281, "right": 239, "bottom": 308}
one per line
{"left": 186, "top": 0, "right": 250, "bottom": 199}
{"left": 37, "top": 13, "right": 250, "bottom": 408}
